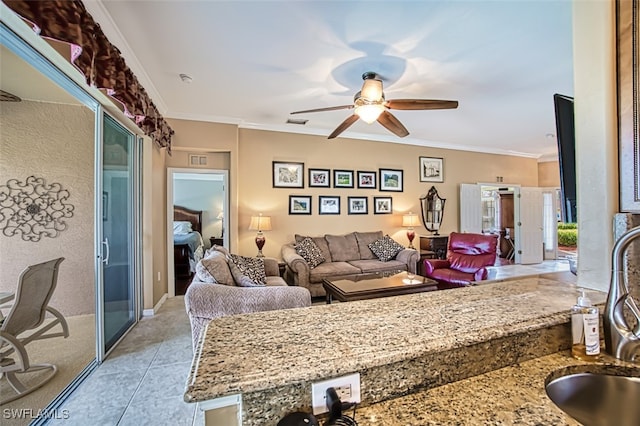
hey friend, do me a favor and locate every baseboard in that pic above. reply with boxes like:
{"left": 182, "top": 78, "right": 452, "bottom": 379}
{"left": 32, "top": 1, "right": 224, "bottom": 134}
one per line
{"left": 142, "top": 293, "right": 168, "bottom": 316}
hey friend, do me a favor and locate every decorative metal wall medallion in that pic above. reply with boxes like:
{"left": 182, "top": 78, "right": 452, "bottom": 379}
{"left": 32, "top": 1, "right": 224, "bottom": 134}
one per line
{"left": 0, "top": 176, "right": 75, "bottom": 241}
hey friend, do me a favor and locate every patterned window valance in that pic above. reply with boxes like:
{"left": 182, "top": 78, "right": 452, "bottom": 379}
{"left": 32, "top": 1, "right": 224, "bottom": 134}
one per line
{"left": 4, "top": 0, "right": 174, "bottom": 152}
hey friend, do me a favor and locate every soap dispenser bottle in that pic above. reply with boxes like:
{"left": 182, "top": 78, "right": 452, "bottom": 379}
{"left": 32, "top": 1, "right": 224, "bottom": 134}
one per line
{"left": 571, "top": 289, "right": 600, "bottom": 361}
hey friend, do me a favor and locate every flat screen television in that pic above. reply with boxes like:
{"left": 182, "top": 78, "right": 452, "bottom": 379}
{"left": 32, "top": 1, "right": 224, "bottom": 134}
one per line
{"left": 553, "top": 93, "right": 576, "bottom": 223}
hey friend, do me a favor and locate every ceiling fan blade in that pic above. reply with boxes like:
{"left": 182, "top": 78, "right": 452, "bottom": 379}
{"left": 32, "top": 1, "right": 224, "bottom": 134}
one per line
{"left": 291, "top": 105, "right": 354, "bottom": 114}
{"left": 385, "top": 99, "right": 459, "bottom": 110}
{"left": 377, "top": 110, "right": 409, "bottom": 138}
{"left": 328, "top": 114, "right": 359, "bottom": 139}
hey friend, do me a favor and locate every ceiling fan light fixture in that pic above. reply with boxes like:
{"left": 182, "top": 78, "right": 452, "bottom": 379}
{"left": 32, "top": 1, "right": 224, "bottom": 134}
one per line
{"left": 361, "top": 78, "right": 383, "bottom": 101}
{"left": 355, "top": 103, "right": 385, "bottom": 124}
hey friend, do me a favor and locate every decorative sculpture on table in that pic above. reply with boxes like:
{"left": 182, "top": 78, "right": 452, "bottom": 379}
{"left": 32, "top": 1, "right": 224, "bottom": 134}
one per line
{"left": 0, "top": 176, "right": 74, "bottom": 242}
{"left": 420, "top": 186, "right": 445, "bottom": 236}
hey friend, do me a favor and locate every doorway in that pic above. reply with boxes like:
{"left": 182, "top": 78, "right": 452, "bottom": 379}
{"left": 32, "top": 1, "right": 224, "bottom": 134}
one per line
{"left": 460, "top": 183, "right": 545, "bottom": 264}
{"left": 167, "top": 168, "right": 229, "bottom": 296}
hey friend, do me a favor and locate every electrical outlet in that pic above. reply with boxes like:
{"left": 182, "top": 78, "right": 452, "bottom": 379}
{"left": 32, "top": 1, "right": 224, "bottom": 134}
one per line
{"left": 311, "top": 373, "right": 360, "bottom": 415}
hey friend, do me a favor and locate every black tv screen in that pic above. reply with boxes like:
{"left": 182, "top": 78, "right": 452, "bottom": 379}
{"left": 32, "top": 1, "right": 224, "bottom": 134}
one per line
{"left": 553, "top": 93, "right": 576, "bottom": 223}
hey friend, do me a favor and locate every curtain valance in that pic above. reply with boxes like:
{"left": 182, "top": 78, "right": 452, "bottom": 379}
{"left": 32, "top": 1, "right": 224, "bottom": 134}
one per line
{"left": 4, "top": 0, "right": 174, "bottom": 151}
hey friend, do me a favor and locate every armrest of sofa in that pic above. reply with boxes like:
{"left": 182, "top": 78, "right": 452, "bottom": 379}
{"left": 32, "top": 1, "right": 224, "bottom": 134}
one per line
{"left": 281, "top": 244, "right": 310, "bottom": 285}
{"left": 423, "top": 259, "right": 451, "bottom": 276}
{"left": 184, "top": 281, "right": 311, "bottom": 350}
{"left": 395, "top": 248, "right": 419, "bottom": 274}
{"left": 262, "top": 257, "right": 280, "bottom": 277}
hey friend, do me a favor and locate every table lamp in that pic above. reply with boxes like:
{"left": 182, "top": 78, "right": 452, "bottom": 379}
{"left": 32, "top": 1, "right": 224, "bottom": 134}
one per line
{"left": 402, "top": 212, "right": 420, "bottom": 249}
{"left": 248, "top": 214, "right": 272, "bottom": 257}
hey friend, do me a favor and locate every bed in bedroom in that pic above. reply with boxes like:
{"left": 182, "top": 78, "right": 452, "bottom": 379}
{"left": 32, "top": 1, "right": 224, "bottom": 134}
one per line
{"left": 173, "top": 205, "right": 205, "bottom": 281}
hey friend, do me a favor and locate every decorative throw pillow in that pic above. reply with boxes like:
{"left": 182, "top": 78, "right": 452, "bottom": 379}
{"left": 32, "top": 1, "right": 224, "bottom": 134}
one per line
{"left": 368, "top": 235, "right": 405, "bottom": 262}
{"left": 227, "top": 254, "right": 267, "bottom": 287}
{"left": 195, "top": 251, "right": 234, "bottom": 285}
{"left": 295, "top": 237, "right": 325, "bottom": 268}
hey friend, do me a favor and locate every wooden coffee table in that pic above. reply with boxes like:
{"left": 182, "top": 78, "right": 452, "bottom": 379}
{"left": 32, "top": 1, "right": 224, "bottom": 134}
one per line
{"left": 322, "top": 270, "right": 440, "bottom": 304}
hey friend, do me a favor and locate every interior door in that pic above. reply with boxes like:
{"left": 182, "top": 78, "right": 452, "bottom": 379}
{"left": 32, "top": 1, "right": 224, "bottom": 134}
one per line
{"left": 459, "top": 183, "right": 482, "bottom": 233}
{"left": 100, "top": 114, "right": 139, "bottom": 356}
{"left": 515, "top": 187, "right": 544, "bottom": 264}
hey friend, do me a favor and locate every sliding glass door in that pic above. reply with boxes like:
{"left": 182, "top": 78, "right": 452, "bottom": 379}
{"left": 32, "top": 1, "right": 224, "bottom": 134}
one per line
{"left": 99, "top": 114, "right": 139, "bottom": 356}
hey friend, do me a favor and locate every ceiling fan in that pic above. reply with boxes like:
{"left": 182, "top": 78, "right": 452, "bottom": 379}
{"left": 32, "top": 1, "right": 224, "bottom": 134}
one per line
{"left": 291, "top": 72, "right": 458, "bottom": 139}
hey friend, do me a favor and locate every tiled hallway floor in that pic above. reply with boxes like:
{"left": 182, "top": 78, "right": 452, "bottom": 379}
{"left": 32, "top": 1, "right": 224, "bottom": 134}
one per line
{"left": 50, "top": 296, "right": 201, "bottom": 426}
{"left": 48, "top": 259, "right": 571, "bottom": 425}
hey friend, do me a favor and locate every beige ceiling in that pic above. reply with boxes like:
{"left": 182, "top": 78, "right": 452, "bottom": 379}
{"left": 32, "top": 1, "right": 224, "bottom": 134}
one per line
{"left": 87, "top": 1, "right": 574, "bottom": 160}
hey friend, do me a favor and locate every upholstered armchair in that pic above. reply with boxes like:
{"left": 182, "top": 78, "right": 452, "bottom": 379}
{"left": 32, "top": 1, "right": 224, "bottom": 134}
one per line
{"left": 423, "top": 232, "right": 498, "bottom": 287}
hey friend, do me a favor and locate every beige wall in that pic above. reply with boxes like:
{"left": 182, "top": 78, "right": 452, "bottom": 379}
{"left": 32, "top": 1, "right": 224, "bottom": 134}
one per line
{"left": 537, "top": 161, "right": 560, "bottom": 188}
{"left": 0, "top": 100, "right": 95, "bottom": 316}
{"left": 160, "top": 121, "right": 539, "bottom": 262}
{"left": 151, "top": 143, "right": 168, "bottom": 307}
{"left": 231, "top": 128, "right": 539, "bottom": 258}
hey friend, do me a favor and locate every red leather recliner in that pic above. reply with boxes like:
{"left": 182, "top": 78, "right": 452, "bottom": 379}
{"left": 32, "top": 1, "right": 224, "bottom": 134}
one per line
{"left": 423, "top": 232, "right": 498, "bottom": 287}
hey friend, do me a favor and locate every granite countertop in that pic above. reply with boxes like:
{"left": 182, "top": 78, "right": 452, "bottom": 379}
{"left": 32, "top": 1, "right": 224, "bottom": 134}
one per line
{"left": 354, "top": 351, "right": 639, "bottom": 425}
{"left": 185, "top": 272, "right": 629, "bottom": 424}
{"left": 186, "top": 273, "right": 598, "bottom": 399}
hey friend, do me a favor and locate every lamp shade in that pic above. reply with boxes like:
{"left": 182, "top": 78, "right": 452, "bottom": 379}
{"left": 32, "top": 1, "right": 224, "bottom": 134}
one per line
{"left": 355, "top": 103, "right": 384, "bottom": 124}
{"left": 402, "top": 213, "right": 420, "bottom": 228}
{"left": 249, "top": 215, "right": 272, "bottom": 231}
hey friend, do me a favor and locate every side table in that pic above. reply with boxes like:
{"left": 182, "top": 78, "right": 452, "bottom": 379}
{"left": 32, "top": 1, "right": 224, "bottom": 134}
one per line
{"left": 418, "top": 234, "right": 449, "bottom": 276}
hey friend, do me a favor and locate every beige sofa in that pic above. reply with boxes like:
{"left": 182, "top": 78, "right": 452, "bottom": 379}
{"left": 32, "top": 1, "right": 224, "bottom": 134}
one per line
{"left": 281, "top": 231, "right": 419, "bottom": 297}
{"left": 185, "top": 247, "right": 311, "bottom": 349}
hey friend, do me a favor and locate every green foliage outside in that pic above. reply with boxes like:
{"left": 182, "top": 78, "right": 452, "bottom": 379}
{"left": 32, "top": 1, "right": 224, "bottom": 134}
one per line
{"left": 558, "top": 223, "right": 577, "bottom": 246}
{"left": 557, "top": 222, "right": 577, "bottom": 230}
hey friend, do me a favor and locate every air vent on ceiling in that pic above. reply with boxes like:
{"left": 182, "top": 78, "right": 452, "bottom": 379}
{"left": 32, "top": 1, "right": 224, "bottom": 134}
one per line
{"left": 189, "top": 154, "right": 207, "bottom": 166}
{"left": 286, "top": 118, "right": 308, "bottom": 125}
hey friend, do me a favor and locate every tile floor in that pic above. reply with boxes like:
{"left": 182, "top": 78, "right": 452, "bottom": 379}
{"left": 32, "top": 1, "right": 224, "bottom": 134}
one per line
{"left": 49, "top": 296, "right": 202, "bottom": 426}
{"left": 48, "top": 259, "right": 571, "bottom": 426}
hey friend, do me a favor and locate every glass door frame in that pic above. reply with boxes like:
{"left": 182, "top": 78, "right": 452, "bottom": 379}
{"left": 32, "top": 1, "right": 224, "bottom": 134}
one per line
{"left": 96, "top": 111, "right": 143, "bottom": 362}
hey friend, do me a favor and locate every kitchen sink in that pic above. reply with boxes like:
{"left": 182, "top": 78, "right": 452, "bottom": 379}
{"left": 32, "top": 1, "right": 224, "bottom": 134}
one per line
{"left": 545, "top": 368, "right": 640, "bottom": 426}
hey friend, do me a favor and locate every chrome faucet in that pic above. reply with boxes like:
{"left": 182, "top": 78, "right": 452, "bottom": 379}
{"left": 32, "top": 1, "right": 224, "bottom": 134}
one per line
{"left": 603, "top": 225, "right": 640, "bottom": 362}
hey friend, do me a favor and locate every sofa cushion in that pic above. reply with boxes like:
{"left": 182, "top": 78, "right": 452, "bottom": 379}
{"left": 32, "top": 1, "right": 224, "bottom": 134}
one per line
{"left": 195, "top": 251, "right": 235, "bottom": 285}
{"left": 368, "top": 235, "right": 405, "bottom": 262}
{"left": 228, "top": 254, "right": 267, "bottom": 287}
{"left": 295, "top": 237, "right": 325, "bottom": 268}
{"left": 295, "top": 234, "right": 332, "bottom": 263}
{"left": 307, "top": 261, "right": 361, "bottom": 283}
{"left": 354, "top": 231, "right": 384, "bottom": 260}
{"left": 325, "top": 233, "right": 360, "bottom": 262}
{"left": 265, "top": 276, "right": 287, "bottom": 287}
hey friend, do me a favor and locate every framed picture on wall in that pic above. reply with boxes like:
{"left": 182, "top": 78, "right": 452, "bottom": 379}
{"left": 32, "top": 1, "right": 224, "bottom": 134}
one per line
{"left": 319, "top": 196, "right": 340, "bottom": 214}
{"left": 289, "top": 195, "right": 312, "bottom": 214}
{"left": 333, "top": 170, "right": 354, "bottom": 188}
{"left": 373, "top": 196, "right": 393, "bottom": 214}
{"left": 379, "top": 168, "right": 403, "bottom": 192}
{"left": 357, "top": 171, "right": 376, "bottom": 189}
{"left": 273, "top": 161, "right": 304, "bottom": 188}
{"left": 419, "top": 156, "right": 444, "bottom": 182}
{"left": 308, "top": 168, "right": 330, "bottom": 187}
{"left": 348, "top": 196, "right": 368, "bottom": 214}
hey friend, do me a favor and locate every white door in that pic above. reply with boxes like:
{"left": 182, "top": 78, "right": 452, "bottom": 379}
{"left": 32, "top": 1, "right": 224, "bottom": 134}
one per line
{"left": 515, "top": 187, "right": 544, "bottom": 264}
{"left": 459, "top": 184, "right": 482, "bottom": 233}
{"left": 542, "top": 189, "right": 559, "bottom": 259}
